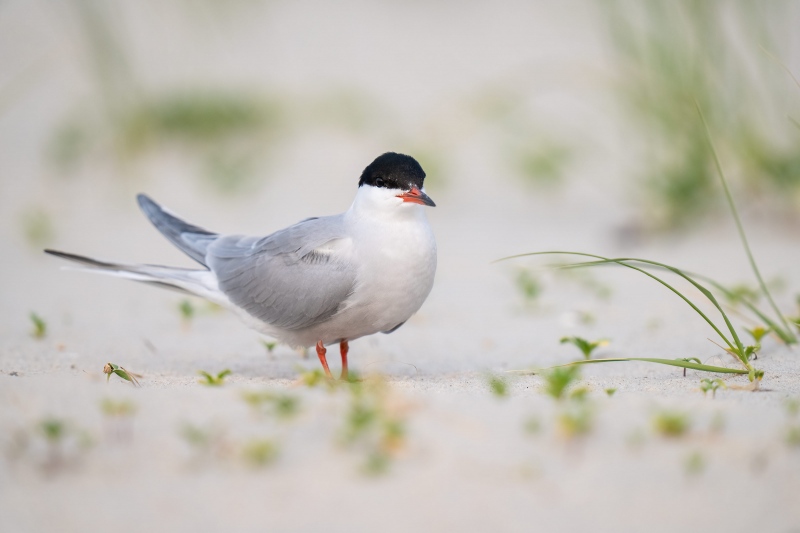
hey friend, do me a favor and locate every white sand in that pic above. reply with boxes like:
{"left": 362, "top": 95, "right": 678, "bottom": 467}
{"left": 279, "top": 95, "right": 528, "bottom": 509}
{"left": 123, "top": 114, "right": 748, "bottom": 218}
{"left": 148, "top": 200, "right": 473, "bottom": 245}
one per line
{"left": 2, "top": 1, "right": 800, "bottom": 531}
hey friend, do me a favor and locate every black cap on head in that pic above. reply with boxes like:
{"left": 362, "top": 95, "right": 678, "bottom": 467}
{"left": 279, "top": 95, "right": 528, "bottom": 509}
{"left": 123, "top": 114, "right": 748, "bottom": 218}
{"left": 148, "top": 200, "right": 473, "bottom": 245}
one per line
{"left": 358, "top": 152, "right": 426, "bottom": 190}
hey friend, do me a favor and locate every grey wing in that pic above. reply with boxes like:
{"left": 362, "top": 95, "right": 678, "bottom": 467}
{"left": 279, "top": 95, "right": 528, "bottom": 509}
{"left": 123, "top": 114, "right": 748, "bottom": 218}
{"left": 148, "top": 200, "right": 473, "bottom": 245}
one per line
{"left": 206, "top": 215, "right": 356, "bottom": 331}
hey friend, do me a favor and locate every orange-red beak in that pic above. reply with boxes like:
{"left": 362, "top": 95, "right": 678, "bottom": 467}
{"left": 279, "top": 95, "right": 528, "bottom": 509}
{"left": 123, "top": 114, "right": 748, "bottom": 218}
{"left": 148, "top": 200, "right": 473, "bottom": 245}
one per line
{"left": 397, "top": 186, "right": 436, "bottom": 207}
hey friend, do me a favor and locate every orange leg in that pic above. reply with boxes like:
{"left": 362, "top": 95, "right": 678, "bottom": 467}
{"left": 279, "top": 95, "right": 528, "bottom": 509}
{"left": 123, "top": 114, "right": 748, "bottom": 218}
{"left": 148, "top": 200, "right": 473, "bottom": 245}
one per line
{"left": 339, "top": 339, "right": 349, "bottom": 380}
{"left": 315, "top": 341, "right": 333, "bottom": 379}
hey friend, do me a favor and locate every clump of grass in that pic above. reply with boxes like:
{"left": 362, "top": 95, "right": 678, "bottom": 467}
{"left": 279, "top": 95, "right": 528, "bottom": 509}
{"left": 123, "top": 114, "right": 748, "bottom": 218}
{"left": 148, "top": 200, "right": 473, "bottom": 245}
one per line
{"left": 556, "top": 403, "right": 593, "bottom": 440}
{"left": 39, "top": 418, "right": 67, "bottom": 444}
{"left": 787, "top": 427, "right": 800, "bottom": 448}
{"left": 179, "top": 422, "right": 230, "bottom": 463}
{"left": 523, "top": 416, "right": 541, "bottom": 435}
{"left": 339, "top": 376, "right": 408, "bottom": 475}
{"left": 487, "top": 375, "right": 508, "bottom": 398}
{"left": 100, "top": 398, "right": 137, "bottom": 442}
{"left": 726, "top": 283, "right": 763, "bottom": 306}
{"left": 745, "top": 326, "right": 771, "bottom": 350}
{"left": 241, "top": 390, "right": 301, "bottom": 420}
{"left": 178, "top": 299, "right": 195, "bottom": 325}
{"left": 684, "top": 451, "right": 706, "bottom": 476}
{"left": 31, "top": 417, "right": 93, "bottom": 474}
{"left": 603, "top": 2, "right": 800, "bottom": 228}
{"left": 29, "top": 312, "right": 47, "bottom": 339}
{"left": 198, "top": 369, "right": 231, "bottom": 387}
{"left": 515, "top": 269, "right": 542, "bottom": 306}
{"left": 103, "top": 362, "right": 140, "bottom": 386}
{"left": 700, "top": 378, "right": 727, "bottom": 398}
{"left": 241, "top": 439, "right": 279, "bottom": 467}
{"left": 262, "top": 340, "right": 278, "bottom": 356}
{"left": 542, "top": 366, "right": 581, "bottom": 401}
{"left": 652, "top": 410, "right": 691, "bottom": 438}
{"left": 709, "top": 412, "right": 726, "bottom": 434}
{"left": 786, "top": 398, "right": 800, "bottom": 418}
{"left": 297, "top": 368, "right": 329, "bottom": 389}
{"left": 21, "top": 208, "right": 55, "bottom": 247}
{"left": 626, "top": 428, "right": 646, "bottom": 449}
{"left": 784, "top": 398, "right": 800, "bottom": 448}
{"left": 100, "top": 398, "right": 136, "bottom": 417}
{"left": 180, "top": 423, "right": 212, "bottom": 449}
{"left": 502, "top": 103, "right": 794, "bottom": 382}
{"left": 539, "top": 366, "right": 594, "bottom": 439}
{"left": 560, "top": 336, "right": 609, "bottom": 360}
{"left": 512, "top": 140, "right": 572, "bottom": 187}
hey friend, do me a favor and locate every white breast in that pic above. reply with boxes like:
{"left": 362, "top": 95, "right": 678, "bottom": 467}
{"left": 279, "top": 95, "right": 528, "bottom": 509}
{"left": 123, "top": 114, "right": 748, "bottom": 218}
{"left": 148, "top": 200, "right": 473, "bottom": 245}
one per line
{"left": 289, "top": 185, "right": 437, "bottom": 346}
{"left": 347, "top": 210, "right": 437, "bottom": 331}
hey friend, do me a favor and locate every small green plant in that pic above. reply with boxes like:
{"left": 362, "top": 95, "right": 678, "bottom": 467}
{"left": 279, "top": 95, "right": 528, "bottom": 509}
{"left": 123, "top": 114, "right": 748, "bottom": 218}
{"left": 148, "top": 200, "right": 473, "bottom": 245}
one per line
{"left": 340, "top": 377, "right": 407, "bottom": 475}
{"left": 100, "top": 398, "right": 137, "bottom": 441}
{"left": 33, "top": 417, "right": 92, "bottom": 473}
{"left": 709, "top": 412, "right": 726, "bottom": 434}
{"left": 605, "top": 388, "right": 617, "bottom": 397}
{"left": 515, "top": 269, "right": 542, "bottom": 305}
{"left": 178, "top": 299, "right": 195, "bottom": 324}
{"left": 100, "top": 398, "right": 137, "bottom": 417}
{"left": 676, "top": 357, "right": 702, "bottom": 377}
{"left": 241, "top": 390, "right": 301, "bottom": 420}
{"left": 241, "top": 439, "right": 279, "bottom": 467}
{"left": 700, "top": 378, "right": 727, "bottom": 398}
{"left": 198, "top": 369, "right": 231, "bottom": 386}
{"left": 523, "top": 416, "right": 541, "bottom": 435}
{"left": 652, "top": 410, "right": 691, "bottom": 438}
{"left": 262, "top": 340, "right": 278, "bottom": 355}
{"left": 542, "top": 366, "right": 581, "bottom": 401}
{"left": 559, "top": 336, "right": 609, "bottom": 360}
{"left": 784, "top": 398, "right": 800, "bottom": 448}
{"left": 103, "top": 363, "right": 140, "bottom": 386}
{"left": 39, "top": 418, "right": 67, "bottom": 443}
{"left": 626, "top": 428, "right": 646, "bottom": 449}
{"left": 726, "top": 283, "right": 762, "bottom": 306}
{"left": 786, "top": 426, "right": 800, "bottom": 448}
{"left": 557, "top": 403, "right": 593, "bottom": 439}
{"left": 179, "top": 422, "right": 228, "bottom": 461}
{"left": 513, "top": 140, "right": 572, "bottom": 187}
{"left": 29, "top": 312, "right": 47, "bottom": 339}
{"left": 785, "top": 398, "right": 800, "bottom": 418}
{"left": 180, "top": 423, "right": 212, "bottom": 449}
{"left": 298, "top": 368, "right": 329, "bottom": 388}
{"left": 684, "top": 451, "right": 706, "bottom": 476}
{"left": 746, "top": 325, "right": 771, "bottom": 344}
{"left": 539, "top": 366, "right": 594, "bottom": 439}
{"left": 487, "top": 375, "right": 508, "bottom": 398}
{"left": 21, "top": 208, "right": 55, "bottom": 247}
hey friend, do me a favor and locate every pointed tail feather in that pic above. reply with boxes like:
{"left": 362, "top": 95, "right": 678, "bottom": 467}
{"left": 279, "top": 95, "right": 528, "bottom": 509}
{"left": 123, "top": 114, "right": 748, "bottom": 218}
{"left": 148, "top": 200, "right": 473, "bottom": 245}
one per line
{"left": 44, "top": 249, "right": 224, "bottom": 301}
{"left": 136, "top": 194, "right": 217, "bottom": 267}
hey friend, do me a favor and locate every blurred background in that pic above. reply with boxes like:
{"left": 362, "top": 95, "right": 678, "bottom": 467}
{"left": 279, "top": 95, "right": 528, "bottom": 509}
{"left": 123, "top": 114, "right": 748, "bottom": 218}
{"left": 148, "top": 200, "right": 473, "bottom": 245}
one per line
{"left": 2, "top": 0, "right": 800, "bottom": 373}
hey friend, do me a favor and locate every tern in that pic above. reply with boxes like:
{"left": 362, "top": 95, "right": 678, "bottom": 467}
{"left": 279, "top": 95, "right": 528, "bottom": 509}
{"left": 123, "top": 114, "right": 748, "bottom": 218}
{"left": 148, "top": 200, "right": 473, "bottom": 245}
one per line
{"left": 46, "top": 152, "right": 437, "bottom": 379}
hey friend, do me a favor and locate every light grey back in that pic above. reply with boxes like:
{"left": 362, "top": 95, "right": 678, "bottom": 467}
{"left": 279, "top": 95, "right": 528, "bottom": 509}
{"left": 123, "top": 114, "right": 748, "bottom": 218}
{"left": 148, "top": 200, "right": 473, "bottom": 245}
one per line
{"left": 206, "top": 215, "right": 357, "bottom": 331}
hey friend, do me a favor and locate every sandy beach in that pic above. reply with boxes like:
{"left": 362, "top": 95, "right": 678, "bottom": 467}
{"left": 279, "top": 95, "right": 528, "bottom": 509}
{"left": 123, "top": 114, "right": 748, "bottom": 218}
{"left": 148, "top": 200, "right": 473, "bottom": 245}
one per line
{"left": 2, "top": 1, "right": 800, "bottom": 532}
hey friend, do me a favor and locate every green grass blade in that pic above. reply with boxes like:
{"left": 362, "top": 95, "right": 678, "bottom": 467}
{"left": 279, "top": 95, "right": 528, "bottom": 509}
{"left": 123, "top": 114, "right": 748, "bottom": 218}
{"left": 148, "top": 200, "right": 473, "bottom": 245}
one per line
{"left": 508, "top": 357, "right": 750, "bottom": 376}
{"left": 685, "top": 272, "right": 796, "bottom": 343}
{"left": 695, "top": 101, "right": 796, "bottom": 342}
{"left": 500, "top": 251, "right": 741, "bottom": 356}
{"left": 573, "top": 257, "right": 795, "bottom": 344}
{"left": 554, "top": 256, "right": 749, "bottom": 359}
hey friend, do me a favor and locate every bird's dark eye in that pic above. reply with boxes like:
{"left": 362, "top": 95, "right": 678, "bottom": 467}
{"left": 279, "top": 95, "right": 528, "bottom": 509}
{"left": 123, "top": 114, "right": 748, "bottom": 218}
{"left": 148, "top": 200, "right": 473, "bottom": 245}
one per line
{"left": 374, "top": 177, "right": 385, "bottom": 187}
